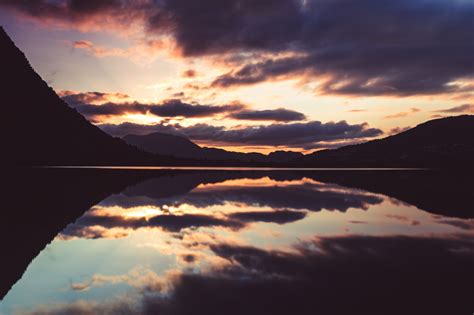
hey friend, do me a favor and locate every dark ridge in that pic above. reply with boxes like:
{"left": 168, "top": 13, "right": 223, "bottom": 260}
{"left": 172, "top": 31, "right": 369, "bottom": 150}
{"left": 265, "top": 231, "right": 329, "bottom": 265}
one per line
{"left": 122, "top": 115, "right": 473, "bottom": 168}
{"left": 123, "top": 132, "right": 203, "bottom": 158}
{"left": 1, "top": 26, "right": 164, "bottom": 166}
{"left": 123, "top": 132, "right": 303, "bottom": 163}
{"left": 298, "top": 115, "right": 474, "bottom": 168}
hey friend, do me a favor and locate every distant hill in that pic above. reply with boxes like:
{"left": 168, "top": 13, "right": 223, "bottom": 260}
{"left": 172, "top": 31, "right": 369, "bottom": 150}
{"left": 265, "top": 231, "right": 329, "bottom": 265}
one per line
{"left": 123, "top": 132, "right": 304, "bottom": 163}
{"left": 4, "top": 25, "right": 472, "bottom": 168}
{"left": 297, "top": 115, "right": 474, "bottom": 168}
{"left": 123, "top": 132, "right": 202, "bottom": 159}
{"left": 124, "top": 115, "right": 474, "bottom": 168}
{"left": 2, "top": 27, "right": 162, "bottom": 166}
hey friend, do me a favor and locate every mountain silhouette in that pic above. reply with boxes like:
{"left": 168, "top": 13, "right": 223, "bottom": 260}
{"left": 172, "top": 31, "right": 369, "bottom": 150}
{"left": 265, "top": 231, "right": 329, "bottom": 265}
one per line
{"left": 123, "top": 132, "right": 303, "bottom": 163}
{"left": 1, "top": 27, "right": 165, "bottom": 166}
{"left": 3, "top": 24, "right": 472, "bottom": 168}
{"left": 123, "top": 116, "right": 473, "bottom": 168}
{"left": 298, "top": 115, "right": 474, "bottom": 168}
{"left": 124, "top": 132, "right": 202, "bottom": 158}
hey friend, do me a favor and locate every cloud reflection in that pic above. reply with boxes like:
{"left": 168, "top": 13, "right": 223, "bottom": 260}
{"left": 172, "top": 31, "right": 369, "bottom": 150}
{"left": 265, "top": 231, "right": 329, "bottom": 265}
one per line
{"left": 60, "top": 176, "right": 382, "bottom": 238}
{"left": 3, "top": 170, "right": 474, "bottom": 315}
{"left": 20, "top": 235, "right": 474, "bottom": 315}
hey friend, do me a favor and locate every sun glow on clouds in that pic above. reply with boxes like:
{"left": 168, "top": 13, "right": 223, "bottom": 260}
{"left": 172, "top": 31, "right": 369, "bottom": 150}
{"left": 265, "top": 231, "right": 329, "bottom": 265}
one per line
{"left": 55, "top": 176, "right": 474, "bottom": 245}
{"left": 90, "top": 205, "right": 185, "bottom": 220}
{"left": 1, "top": 0, "right": 473, "bottom": 152}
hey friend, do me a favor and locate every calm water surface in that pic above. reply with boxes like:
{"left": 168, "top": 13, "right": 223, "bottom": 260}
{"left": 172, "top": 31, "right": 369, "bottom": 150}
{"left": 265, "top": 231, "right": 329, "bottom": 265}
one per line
{"left": 1, "top": 169, "right": 473, "bottom": 314}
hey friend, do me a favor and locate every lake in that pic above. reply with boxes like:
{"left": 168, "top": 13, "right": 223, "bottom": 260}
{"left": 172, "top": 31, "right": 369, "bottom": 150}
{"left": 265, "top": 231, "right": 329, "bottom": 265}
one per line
{"left": 1, "top": 168, "right": 473, "bottom": 315}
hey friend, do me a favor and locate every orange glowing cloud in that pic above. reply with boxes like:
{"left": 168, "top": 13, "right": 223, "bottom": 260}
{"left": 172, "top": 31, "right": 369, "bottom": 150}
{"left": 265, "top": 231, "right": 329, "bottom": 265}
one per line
{"left": 384, "top": 108, "right": 420, "bottom": 119}
{"left": 72, "top": 38, "right": 171, "bottom": 65}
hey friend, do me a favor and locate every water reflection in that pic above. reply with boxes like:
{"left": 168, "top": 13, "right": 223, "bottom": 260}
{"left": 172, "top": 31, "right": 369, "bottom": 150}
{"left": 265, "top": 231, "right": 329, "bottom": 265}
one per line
{"left": 1, "top": 170, "right": 473, "bottom": 315}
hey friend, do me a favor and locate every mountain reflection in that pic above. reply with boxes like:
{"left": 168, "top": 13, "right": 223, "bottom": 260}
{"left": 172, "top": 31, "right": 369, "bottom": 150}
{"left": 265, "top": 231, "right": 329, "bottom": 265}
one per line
{"left": 1, "top": 170, "right": 473, "bottom": 315}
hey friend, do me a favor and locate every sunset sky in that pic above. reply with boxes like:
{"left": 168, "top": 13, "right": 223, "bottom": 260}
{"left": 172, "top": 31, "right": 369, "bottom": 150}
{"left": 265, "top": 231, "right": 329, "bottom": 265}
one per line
{"left": 1, "top": 0, "right": 473, "bottom": 153}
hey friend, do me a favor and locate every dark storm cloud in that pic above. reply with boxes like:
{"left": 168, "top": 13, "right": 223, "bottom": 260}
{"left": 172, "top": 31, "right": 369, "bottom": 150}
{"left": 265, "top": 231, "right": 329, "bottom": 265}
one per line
{"left": 61, "top": 91, "right": 306, "bottom": 122}
{"left": 194, "top": 0, "right": 473, "bottom": 96}
{"left": 228, "top": 108, "right": 306, "bottom": 122}
{"left": 0, "top": 0, "right": 122, "bottom": 21}
{"left": 211, "top": 47, "right": 474, "bottom": 95}
{"left": 99, "top": 120, "right": 382, "bottom": 147}
{"left": 67, "top": 0, "right": 122, "bottom": 14}
{"left": 147, "top": 0, "right": 303, "bottom": 55}
{"left": 148, "top": 99, "right": 243, "bottom": 118}
{"left": 61, "top": 93, "right": 244, "bottom": 119}
{"left": 228, "top": 210, "right": 306, "bottom": 224}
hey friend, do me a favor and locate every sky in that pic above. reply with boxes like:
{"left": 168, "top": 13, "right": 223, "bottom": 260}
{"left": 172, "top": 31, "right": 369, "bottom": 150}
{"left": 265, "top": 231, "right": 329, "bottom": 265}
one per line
{"left": 0, "top": 0, "right": 473, "bottom": 153}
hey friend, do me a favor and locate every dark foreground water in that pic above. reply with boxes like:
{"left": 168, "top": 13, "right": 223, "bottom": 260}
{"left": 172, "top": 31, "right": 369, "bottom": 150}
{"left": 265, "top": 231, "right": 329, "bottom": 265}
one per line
{"left": 1, "top": 169, "right": 473, "bottom": 315}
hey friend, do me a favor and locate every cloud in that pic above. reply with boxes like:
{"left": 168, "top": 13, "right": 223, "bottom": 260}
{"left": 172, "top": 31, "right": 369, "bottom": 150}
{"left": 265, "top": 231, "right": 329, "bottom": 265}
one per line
{"left": 21, "top": 300, "right": 137, "bottom": 315}
{"left": 435, "top": 104, "right": 474, "bottom": 114}
{"left": 384, "top": 108, "right": 420, "bottom": 119}
{"left": 57, "top": 225, "right": 129, "bottom": 240}
{"left": 61, "top": 212, "right": 244, "bottom": 235}
{"left": 228, "top": 108, "right": 306, "bottom": 122}
{"left": 60, "top": 176, "right": 383, "bottom": 239}
{"left": 0, "top": 0, "right": 152, "bottom": 34}
{"left": 174, "top": 184, "right": 383, "bottom": 213}
{"left": 182, "top": 69, "right": 198, "bottom": 78}
{"left": 100, "top": 175, "right": 383, "bottom": 213}
{"left": 298, "top": 139, "right": 365, "bottom": 150}
{"left": 227, "top": 210, "right": 306, "bottom": 224}
{"left": 60, "top": 91, "right": 306, "bottom": 123}
{"left": 72, "top": 39, "right": 168, "bottom": 64}
{"left": 146, "top": 100, "right": 243, "bottom": 118}
{"left": 435, "top": 218, "right": 474, "bottom": 231}
{"left": 60, "top": 207, "right": 308, "bottom": 238}
{"left": 60, "top": 90, "right": 383, "bottom": 150}
{"left": 70, "top": 266, "right": 167, "bottom": 293}
{"left": 2, "top": 0, "right": 473, "bottom": 96}
{"left": 72, "top": 40, "right": 122, "bottom": 57}
{"left": 99, "top": 120, "right": 382, "bottom": 148}
{"left": 388, "top": 126, "right": 411, "bottom": 135}
{"left": 385, "top": 214, "right": 420, "bottom": 226}
{"left": 24, "top": 235, "right": 474, "bottom": 315}
{"left": 0, "top": 0, "right": 120, "bottom": 18}
{"left": 60, "top": 92, "right": 245, "bottom": 120}
{"left": 204, "top": 0, "right": 474, "bottom": 96}
{"left": 59, "top": 90, "right": 131, "bottom": 105}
